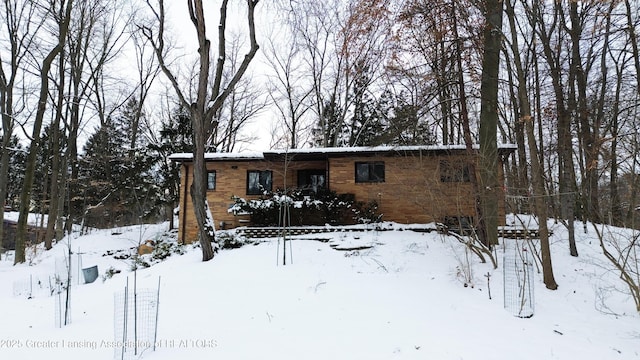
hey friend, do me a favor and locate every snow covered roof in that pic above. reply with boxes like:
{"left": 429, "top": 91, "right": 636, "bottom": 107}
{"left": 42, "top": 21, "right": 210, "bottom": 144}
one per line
{"left": 169, "top": 152, "right": 264, "bottom": 162}
{"left": 169, "top": 144, "right": 517, "bottom": 162}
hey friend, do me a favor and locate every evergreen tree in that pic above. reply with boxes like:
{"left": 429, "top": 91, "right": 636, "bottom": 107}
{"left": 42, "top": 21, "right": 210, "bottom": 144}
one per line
{"left": 0, "top": 135, "right": 26, "bottom": 210}
{"left": 311, "top": 96, "right": 345, "bottom": 147}
{"left": 387, "top": 92, "right": 436, "bottom": 146}
{"left": 78, "top": 101, "right": 160, "bottom": 228}
{"left": 348, "top": 88, "right": 437, "bottom": 147}
{"left": 148, "top": 105, "right": 194, "bottom": 229}
{"left": 348, "top": 61, "right": 386, "bottom": 146}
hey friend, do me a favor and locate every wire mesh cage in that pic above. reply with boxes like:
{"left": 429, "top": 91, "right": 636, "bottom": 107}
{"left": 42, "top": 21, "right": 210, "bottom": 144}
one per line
{"left": 54, "top": 280, "right": 71, "bottom": 328}
{"left": 55, "top": 253, "right": 83, "bottom": 286}
{"left": 503, "top": 243, "right": 535, "bottom": 318}
{"left": 13, "top": 274, "right": 55, "bottom": 298}
{"left": 113, "top": 279, "right": 160, "bottom": 360}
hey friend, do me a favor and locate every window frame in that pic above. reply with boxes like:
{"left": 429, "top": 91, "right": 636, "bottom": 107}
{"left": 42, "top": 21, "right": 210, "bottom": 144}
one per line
{"left": 246, "top": 170, "right": 273, "bottom": 195}
{"left": 355, "top": 161, "right": 385, "bottom": 183}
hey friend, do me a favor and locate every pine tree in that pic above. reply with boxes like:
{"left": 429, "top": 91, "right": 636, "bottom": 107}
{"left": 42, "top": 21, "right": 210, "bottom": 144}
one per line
{"left": 387, "top": 92, "right": 436, "bottom": 146}
{"left": 78, "top": 102, "right": 160, "bottom": 229}
{"left": 348, "top": 61, "right": 386, "bottom": 147}
{"left": 312, "top": 97, "right": 345, "bottom": 147}
{"left": 148, "top": 105, "right": 194, "bottom": 229}
{"left": 0, "top": 135, "right": 26, "bottom": 210}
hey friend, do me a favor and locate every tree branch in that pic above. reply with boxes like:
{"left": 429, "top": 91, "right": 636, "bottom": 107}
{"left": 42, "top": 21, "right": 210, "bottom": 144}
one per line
{"left": 206, "top": 0, "right": 260, "bottom": 120}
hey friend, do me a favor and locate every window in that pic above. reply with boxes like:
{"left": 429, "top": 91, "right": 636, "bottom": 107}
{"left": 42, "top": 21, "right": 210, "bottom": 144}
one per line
{"left": 440, "top": 160, "right": 471, "bottom": 182}
{"left": 355, "top": 162, "right": 385, "bottom": 183}
{"left": 298, "top": 169, "right": 326, "bottom": 195}
{"left": 207, "top": 171, "right": 216, "bottom": 190}
{"left": 247, "top": 170, "right": 273, "bottom": 195}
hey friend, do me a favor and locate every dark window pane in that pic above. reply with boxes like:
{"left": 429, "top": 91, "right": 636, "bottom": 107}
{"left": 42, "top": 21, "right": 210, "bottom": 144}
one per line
{"left": 298, "top": 170, "right": 327, "bottom": 194}
{"left": 356, "top": 163, "right": 369, "bottom": 182}
{"left": 372, "top": 163, "right": 385, "bottom": 182}
{"left": 247, "top": 170, "right": 272, "bottom": 195}
{"left": 440, "top": 160, "right": 471, "bottom": 182}
{"left": 207, "top": 171, "right": 216, "bottom": 190}
{"left": 247, "top": 171, "right": 260, "bottom": 194}
{"left": 355, "top": 162, "right": 384, "bottom": 183}
{"left": 260, "top": 171, "right": 272, "bottom": 192}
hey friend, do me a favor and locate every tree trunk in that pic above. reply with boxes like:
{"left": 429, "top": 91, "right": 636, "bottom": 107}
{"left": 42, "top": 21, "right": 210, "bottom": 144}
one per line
{"left": 451, "top": 2, "right": 486, "bottom": 246}
{"left": 505, "top": 0, "right": 557, "bottom": 290}
{"left": 55, "top": 154, "right": 68, "bottom": 241}
{"left": 478, "top": 0, "right": 503, "bottom": 247}
{"left": 625, "top": 0, "right": 640, "bottom": 97}
{"left": 190, "top": 107, "right": 216, "bottom": 261}
{"left": 44, "top": 46, "right": 67, "bottom": 249}
{"left": 568, "top": 1, "right": 599, "bottom": 225}
{"left": 624, "top": 0, "right": 640, "bottom": 225}
{"left": 609, "top": 61, "right": 623, "bottom": 225}
{"left": 531, "top": 0, "right": 578, "bottom": 256}
{"left": 0, "top": 137, "right": 9, "bottom": 252}
{"left": 145, "top": 0, "right": 259, "bottom": 261}
{"left": 0, "top": 0, "right": 29, "bottom": 256}
{"left": 15, "top": 0, "right": 73, "bottom": 264}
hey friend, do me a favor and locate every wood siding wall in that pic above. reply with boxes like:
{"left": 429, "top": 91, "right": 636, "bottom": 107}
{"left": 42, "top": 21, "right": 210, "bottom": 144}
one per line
{"left": 177, "top": 154, "right": 506, "bottom": 243}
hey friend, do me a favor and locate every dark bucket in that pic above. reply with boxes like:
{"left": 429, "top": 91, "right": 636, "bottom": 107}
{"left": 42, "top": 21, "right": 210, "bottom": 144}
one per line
{"left": 82, "top": 265, "right": 99, "bottom": 284}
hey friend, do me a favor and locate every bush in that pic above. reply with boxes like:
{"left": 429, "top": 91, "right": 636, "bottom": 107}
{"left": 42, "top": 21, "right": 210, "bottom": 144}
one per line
{"left": 102, "top": 266, "right": 122, "bottom": 282}
{"left": 217, "top": 231, "right": 248, "bottom": 249}
{"left": 151, "top": 239, "right": 186, "bottom": 261}
{"left": 229, "top": 189, "right": 381, "bottom": 226}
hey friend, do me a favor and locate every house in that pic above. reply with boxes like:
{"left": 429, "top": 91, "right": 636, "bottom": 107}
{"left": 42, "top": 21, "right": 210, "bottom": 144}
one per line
{"left": 1, "top": 219, "right": 44, "bottom": 250}
{"left": 169, "top": 144, "right": 517, "bottom": 244}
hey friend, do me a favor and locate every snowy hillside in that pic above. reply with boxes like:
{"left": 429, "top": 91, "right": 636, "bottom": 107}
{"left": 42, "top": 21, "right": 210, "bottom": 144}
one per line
{"left": 0, "top": 218, "right": 638, "bottom": 360}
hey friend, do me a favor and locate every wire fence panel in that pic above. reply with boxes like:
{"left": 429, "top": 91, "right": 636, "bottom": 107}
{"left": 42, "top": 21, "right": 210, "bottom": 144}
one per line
{"left": 113, "top": 285, "right": 159, "bottom": 360}
{"left": 503, "top": 244, "right": 535, "bottom": 318}
{"left": 55, "top": 254, "right": 83, "bottom": 286}
{"left": 54, "top": 282, "right": 71, "bottom": 328}
{"left": 13, "top": 275, "right": 55, "bottom": 298}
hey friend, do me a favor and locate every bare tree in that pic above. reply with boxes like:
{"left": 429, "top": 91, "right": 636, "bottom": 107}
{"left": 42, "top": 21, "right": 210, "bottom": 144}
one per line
{"left": 592, "top": 224, "right": 640, "bottom": 312}
{"left": 264, "top": 27, "right": 313, "bottom": 149}
{"left": 0, "top": 0, "right": 40, "bottom": 253}
{"left": 525, "top": 0, "right": 578, "bottom": 256}
{"left": 505, "top": 0, "right": 557, "bottom": 290}
{"left": 120, "top": 33, "right": 159, "bottom": 157}
{"left": 33, "top": 0, "right": 133, "bottom": 246}
{"left": 283, "top": 0, "right": 392, "bottom": 148}
{"left": 213, "top": 32, "right": 268, "bottom": 152}
{"left": 283, "top": 0, "right": 343, "bottom": 147}
{"left": 44, "top": 24, "right": 67, "bottom": 248}
{"left": 394, "top": 0, "right": 484, "bottom": 146}
{"left": 141, "top": 0, "right": 260, "bottom": 261}
{"left": 476, "top": 0, "right": 503, "bottom": 247}
{"left": 14, "top": 0, "right": 73, "bottom": 264}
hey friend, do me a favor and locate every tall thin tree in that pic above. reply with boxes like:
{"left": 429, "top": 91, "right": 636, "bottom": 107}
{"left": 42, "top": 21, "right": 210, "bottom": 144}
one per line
{"left": 14, "top": 0, "right": 74, "bottom": 264}
{"left": 477, "top": 0, "right": 503, "bottom": 247}
{"left": 142, "top": 0, "right": 260, "bottom": 261}
{"left": 505, "top": 0, "right": 557, "bottom": 290}
{"left": 0, "top": 0, "right": 40, "bottom": 253}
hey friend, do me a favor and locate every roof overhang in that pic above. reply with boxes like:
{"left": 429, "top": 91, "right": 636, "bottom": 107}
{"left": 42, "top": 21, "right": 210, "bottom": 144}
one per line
{"left": 168, "top": 152, "right": 264, "bottom": 162}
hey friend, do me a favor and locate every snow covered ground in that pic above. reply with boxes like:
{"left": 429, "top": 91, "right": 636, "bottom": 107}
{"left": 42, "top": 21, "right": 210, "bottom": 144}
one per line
{"left": 0, "top": 217, "right": 638, "bottom": 360}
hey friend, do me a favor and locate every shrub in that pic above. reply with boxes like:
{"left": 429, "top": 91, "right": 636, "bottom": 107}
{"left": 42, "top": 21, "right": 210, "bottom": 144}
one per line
{"left": 217, "top": 231, "right": 248, "bottom": 249}
{"left": 102, "top": 266, "right": 122, "bottom": 282}
{"left": 229, "top": 189, "right": 381, "bottom": 226}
